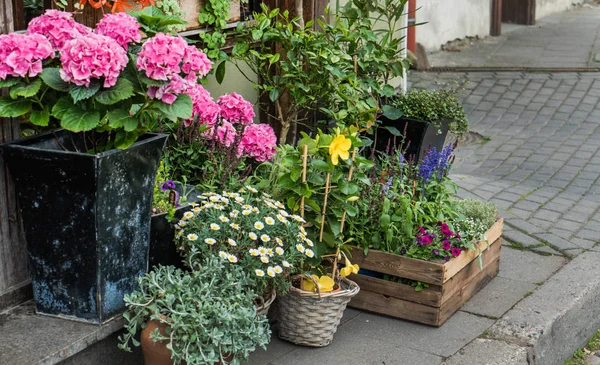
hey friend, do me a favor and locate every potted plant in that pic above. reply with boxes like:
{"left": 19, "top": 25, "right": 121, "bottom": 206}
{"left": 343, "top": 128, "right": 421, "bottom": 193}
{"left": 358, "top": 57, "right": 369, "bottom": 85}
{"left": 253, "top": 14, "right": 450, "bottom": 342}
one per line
{"left": 345, "top": 146, "right": 503, "bottom": 326}
{"left": 118, "top": 257, "right": 270, "bottom": 365}
{"left": 0, "top": 9, "right": 212, "bottom": 323}
{"left": 174, "top": 187, "right": 309, "bottom": 315}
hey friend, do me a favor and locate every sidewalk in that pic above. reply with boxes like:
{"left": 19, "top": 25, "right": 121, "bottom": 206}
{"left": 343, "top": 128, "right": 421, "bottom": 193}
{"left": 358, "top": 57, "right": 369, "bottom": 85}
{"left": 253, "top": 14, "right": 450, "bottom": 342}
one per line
{"left": 428, "top": 4, "right": 600, "bottom": 69}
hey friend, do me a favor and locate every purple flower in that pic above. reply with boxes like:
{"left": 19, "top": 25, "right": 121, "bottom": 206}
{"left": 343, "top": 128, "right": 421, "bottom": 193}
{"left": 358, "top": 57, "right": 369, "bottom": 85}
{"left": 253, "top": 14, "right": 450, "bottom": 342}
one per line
{"left": 451, "top": 247, "right": 462, "bottom": 257}
{"left": 442, "top": 239, "right": 451, "bottom": 250}
{"left": 418, "top": 147, "right": 440, "bottom": 183}
{"left": 437, "top": 145, "right": 454, "bottom": 179}
{"left": 401, "top": 248, "right": 407, "bottom": 255}
{"left": 160, "top": 180, "right": 176, "bottom": 191}
{"left": 444, "top": 256, "right": 451, "bottom": 262}
{"left": 433, "top": 249, "right": 440, "bottom": 256}
{"left": 418, "top": 235, "right": 433, "bottom": 245}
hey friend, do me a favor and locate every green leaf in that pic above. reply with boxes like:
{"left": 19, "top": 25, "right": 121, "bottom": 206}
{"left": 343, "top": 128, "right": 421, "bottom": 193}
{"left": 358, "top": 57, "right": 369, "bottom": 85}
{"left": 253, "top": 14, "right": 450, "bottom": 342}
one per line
{"left": 0, "top": 78, "right": 20, "bottom": 88}
{"left": 311, "top": 159, "right": 331, "bottom": 172}
{"left": 30, "top": 108, "right": 50, "bottom": 126}
{"left": 269, "top": 88, "right": 279, "bottom": 102}
{"left": 290, "top": 167, "right": 302, "bottom": 182}
{"left": 40, "top": 68, "right": 69, "bottom": 92}
{"left": 60, "top": 106, "right": 100, "bottom": 132}
{"left": 107, "top": 109, "right": 138, "bottom": 132}
{"left": 155, "top": 93, "right": 192, "bottom": 122}
{"left": 232, "top": 43, "right": 249, "bottom": 57}
{"left": 157, "top": 15, "right": 187, "bottom": 27}
{"left": 52, "top": 97, "right": 73, "bottom": 119}
{"left": 114, "top": 130, "right": 138, "bottom": 149}
{"left": 95, "top": 79, "right": 134, "bottom": 105}
{"left": 385, "top": 126, "right": 402, "bottom": 136}
{"left": 381, "top": 84, "right": 396, "bottom": 97}
{"left": 139, "top": 74, "right": 167, "bottom": 87}
{"left": 382, "top": 105, "right": 403, "bottom": 120}
{"left": 70, "top": 82, "right": 101, "bottom": 103}
{"left": 10, "top": 79, "right": 42, "bottom": 98}
{"left": 215, "top": 61, "right": 226, "bottom": 84}
{"left": 0, "top": 98, "right": 31, "bottom": 117}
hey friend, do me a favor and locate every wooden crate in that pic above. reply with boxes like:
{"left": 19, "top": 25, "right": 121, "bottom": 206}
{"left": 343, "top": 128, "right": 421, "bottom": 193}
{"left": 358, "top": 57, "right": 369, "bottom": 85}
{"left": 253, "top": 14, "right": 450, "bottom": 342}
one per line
{"left": 348, "top": 218, "right": 504, "bottom": 327}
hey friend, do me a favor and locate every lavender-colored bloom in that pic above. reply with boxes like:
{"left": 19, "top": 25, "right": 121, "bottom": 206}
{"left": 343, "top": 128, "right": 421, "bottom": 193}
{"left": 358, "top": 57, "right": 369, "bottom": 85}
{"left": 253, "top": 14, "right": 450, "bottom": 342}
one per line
{"left": 381, "top": 176, "right": 394, "bottom": 197}
{"left": 418, "top": 147, "right": 440, "bottom": 183}
{"left": 433, "top": 249, "right": 440, "bottom": 256}
{"left": 160, "top": 180, "right": 176, "bottom": 191}
{"left": 437, "top": 145, "right": 453, "bottom": 179}
{"left": 401, "top": 248, "right": 407, "bottom": 255}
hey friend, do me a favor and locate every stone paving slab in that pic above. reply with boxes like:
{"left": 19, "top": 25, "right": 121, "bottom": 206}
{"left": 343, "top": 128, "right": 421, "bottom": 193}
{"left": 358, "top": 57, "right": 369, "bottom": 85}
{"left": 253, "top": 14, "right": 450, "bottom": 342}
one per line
{"left": 445, "top": 339, "right": 529, "bottom": 365}
{"left": 461, "top": 277, "right": 537, "bottom": 319}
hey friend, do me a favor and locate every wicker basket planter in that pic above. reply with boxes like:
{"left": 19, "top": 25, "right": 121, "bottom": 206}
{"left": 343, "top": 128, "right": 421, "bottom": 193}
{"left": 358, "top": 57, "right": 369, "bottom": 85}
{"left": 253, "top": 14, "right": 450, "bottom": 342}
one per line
{"left": 256, "top": 289, "right": 276, "bottom": 317}
{"left": 348, "top": 218, "right": 504, "bottom": 327}
{"left": 277, "top": 277, "right": 360, "bottom": 347}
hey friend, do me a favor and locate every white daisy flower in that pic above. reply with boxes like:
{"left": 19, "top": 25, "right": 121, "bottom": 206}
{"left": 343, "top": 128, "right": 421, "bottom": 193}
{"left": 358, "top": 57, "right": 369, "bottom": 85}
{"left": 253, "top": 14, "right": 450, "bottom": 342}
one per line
{"left": 296, "top": 244, "right": 305, "bottom": 253}
{"left": 203, "top": 203, "right": 214, "bottom": 209}
{"left": 183, "top": 211, "right": 194, "bottom": 220}
{"left": 299, "top": 226, "right": 307, "bottom": 235}
{"left": 249, "top": 232, "right": 258, "bottom": 240}
{"left": 176, "top": 230, "right": 183, "bottom": 237}
{"left": 205, "top": 238, "right": 216, "bottom": 245}
{"left": 228, "top": 255, "right": 238, "bottom": 263}
{"left": 274, "top": 265, "right": 283, "bottom": 274}
{"left": 252, "top": 207, "right": 260, "bottom": 213}
{"left": 229, "top": 210, "right": 239, "bottom": 218}
{"left": 266, "top": 201, "right": 276, "bottom": 209}
{"left": 192, "top": 207, "right": 201, "bottom": 214}
{"left": 210, "top": 223, "right": 220, "bottom": 231}
{"left": 235, "top": 197, "right": 244, "bottom": 203}
{"left": 275, "top": 247, "right": 284, "bottom": 255}
{"left": 304, "top": 238, "right": 314, "bottom": 247}
{"left": 305, "top": 249, "right": 314, "bottom": 258}
{"left": 267, "top": 267, "right": 276, "bottom": 277}
{"left": 210, "top": 196, "right": 220, "bottom": 202}
{"left": 249, "top": 249, "right": 260, "bottom": 256}
{"left": 254, "top": 221, "right": 265, "bottom": 230}
{"left": 219, "top": 215, "right": 229, "bottom": 223}
{"left": 291, "top": 215, "right": 306, "bottom": 223}
{"left": 230, "top": 223, "right": 240, "bottom": 230}
{"left": 282, "top": 260, "right": 291, "bottom": 268}
{"left": 275, "top": 201, "right": 285, "bottom": 209}
{"left": 242, "top": 210, "right": 252, "bottom": 216}
{"left": 178, "top": 220, "right": 187, "bottom": 227}
{"left": 258, "top": 247, "right": 268, "bottom": 256}
{"left": 247, "top": 186, "right": 258, "bottom": 193}
{"left": 276, "top": 215, "right": 288, "bottom": 223}
{"left": 228, "top": 238, "right": 237, "bottom": 246}
{"left": 190, "top": 202, "right": 199, "bottom": 207}
{"left": 220, "top": 197, "right": 229, "bottom": 204}
{"left": 278, "top": 210, "right": 290, "bottom": 217}
{"left": 264, "top": 217, "right": 275, "bottom": 225}
{"left": 187, "top": 233, "right": 198, "bottom": 241}
{"left": 242, "top": 204, "right": 252, "bottom": 209}
{"left": 261, "top": 256, "right": 270, "bottom": 263}
{"left": 275, "top": 237, "right": 283, "bottom": 246}
{"left": 219, "top": 251, "right": 228, "bottom": 259}
{"left": 260, "top": 234, "right": 270, "bottom": 242}
{"left": 255, "top": 269, "right": 265, "bottom": 277}
{"left": 214, "top": 204, "right": 225, "bottom": 210}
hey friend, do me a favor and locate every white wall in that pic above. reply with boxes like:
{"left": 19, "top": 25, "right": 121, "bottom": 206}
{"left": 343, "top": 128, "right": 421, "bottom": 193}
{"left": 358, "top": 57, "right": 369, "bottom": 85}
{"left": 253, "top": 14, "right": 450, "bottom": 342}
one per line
{"left": 536, "top": 0, "right": 584, "bottom": 20}
{"left": 416, "top": 0, "right": 492, "bottom": 51}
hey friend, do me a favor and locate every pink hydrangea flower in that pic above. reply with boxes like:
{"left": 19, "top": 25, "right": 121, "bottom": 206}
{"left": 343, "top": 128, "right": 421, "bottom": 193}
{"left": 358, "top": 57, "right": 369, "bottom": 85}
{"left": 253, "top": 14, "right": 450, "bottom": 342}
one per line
{"left": 203, "top": 121, "right": 237, "bottom": 147}
{"left": 136, "top": 33, "right": 188, "bottom": 81}
{"left": 94, "top": 13, "right": 141, "bottom": 50}
{"left": 217, "top": 92, "right": 255, "bottom": 125}
{"left": 185, "top": 84, "right": 220, "bottom": 127}
{"left": 147, "top": 74, "right": 187, "bottom": 104}
{"left": 182, "top": 46, "right": 212, "bottom": 80}
{"left": 27, "top": 9, "right": 91, "bottom": 51}
{"left": 239, "top": 123, "right": 277, "bottom": 162}
{"left": 59, "top": 33, "right": 128, "bottom": 88}
{"left": 0, "top": 33, "right": 53, "bottom": 80}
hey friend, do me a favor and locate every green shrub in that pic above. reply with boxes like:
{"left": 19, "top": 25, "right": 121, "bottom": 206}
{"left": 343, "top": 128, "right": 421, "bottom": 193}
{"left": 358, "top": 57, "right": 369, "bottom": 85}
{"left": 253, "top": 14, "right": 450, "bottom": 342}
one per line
{"left": 454, "top": 198, "right": 498, "bottom": 229}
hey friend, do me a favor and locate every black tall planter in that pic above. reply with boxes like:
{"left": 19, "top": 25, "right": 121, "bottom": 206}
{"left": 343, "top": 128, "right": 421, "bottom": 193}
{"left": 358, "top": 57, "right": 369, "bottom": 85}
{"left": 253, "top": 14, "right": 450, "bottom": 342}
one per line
{"left": 0, "top": 130, "right": 168, "bottom": 324}
{"left": 375, "top": 116, "right": 450, "bottom": 161}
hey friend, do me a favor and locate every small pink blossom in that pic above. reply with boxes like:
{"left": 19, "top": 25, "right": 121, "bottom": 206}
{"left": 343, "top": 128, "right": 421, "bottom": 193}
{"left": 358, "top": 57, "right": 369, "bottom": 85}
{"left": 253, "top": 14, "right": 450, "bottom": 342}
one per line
{"left": 186, "top": 84, "right": 220, "bottom": 127}
{"left": 238, "top": 123, "right": 277, "bottom": 162}
{"left": 203, "top": 121, "right": 237, "bottom": 147}
{"left": 182, "top": 46, "right": 212, "bottom": 79}
{"left": 59, "top": 33, "right": 128, "bottom": 88}
{"left": 136, "top": 33, "right": 187, "bottom": 81}
{"left": 147, "top": 74, "right": 187, "bottom": 104}
{"left": 0, "top": 33, "right": 53, "bottom": 80}
{"left": 218, "top": 93, "right": 255, "bottom": 125}
{"left": 27, "top": 10, "right": 91, "bottom": 51}
{"left": 94, "top": 13, "right": 141, "bottom": 50}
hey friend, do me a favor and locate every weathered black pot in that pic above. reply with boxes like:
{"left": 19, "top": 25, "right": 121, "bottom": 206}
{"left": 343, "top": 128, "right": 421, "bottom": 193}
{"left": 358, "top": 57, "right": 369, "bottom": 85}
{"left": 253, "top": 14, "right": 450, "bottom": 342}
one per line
{"left": 149, "top": 185, "right": 199, "bottom": 269}
{"left": 0, "top": 130, "right": 168, "bottom": 324}
{"left": 375, "top": 116, "right": 450, "bottom": 161}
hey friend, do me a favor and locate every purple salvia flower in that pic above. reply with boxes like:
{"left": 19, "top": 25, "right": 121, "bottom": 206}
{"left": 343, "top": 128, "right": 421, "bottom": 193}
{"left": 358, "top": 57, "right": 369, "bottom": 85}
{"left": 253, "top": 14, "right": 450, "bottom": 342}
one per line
{"left": 437, "top": 145, "right": 453, "bottom": 179}
{"left": 418, "top": 147, "right": 440, "bottom": 183}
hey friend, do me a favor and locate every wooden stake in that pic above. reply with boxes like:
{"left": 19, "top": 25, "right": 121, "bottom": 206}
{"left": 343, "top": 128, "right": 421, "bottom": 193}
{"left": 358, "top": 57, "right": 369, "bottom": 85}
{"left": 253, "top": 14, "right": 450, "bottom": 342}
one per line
{"left": 339, "top": 148, "right": 357, "bottom": 233}
{"left": 319, "top": 172, "right": 331, "bottom": 243}
{"left": 300, "top": 144, "right": 308, "bottom": 218}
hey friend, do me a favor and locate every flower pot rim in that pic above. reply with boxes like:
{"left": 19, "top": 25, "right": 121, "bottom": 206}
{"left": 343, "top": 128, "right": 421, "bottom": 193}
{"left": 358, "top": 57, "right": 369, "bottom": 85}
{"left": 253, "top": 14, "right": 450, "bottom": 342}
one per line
{"left": 0, "top": 129, "right": 168, "bottom": 158}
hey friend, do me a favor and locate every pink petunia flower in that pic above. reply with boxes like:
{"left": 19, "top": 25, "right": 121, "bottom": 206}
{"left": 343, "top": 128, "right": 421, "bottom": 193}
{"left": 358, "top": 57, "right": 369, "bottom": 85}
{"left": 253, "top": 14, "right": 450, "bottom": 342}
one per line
{"left": 94, "top": 13, "right": 142, "bottom": 50}
{"left": 238, "top": 123, "right": 277, "bottom": 162}
{"left": 59, "top": 33, "right": 128, "bottom": 88}
{"left": 217, "top": 93, "right": 255, "bottom": 125}
{"left": 27, "top": 9, "right": 91, "bottom": 51}
{"left": 0, "top": 33, "right": 53, "bottom": 80}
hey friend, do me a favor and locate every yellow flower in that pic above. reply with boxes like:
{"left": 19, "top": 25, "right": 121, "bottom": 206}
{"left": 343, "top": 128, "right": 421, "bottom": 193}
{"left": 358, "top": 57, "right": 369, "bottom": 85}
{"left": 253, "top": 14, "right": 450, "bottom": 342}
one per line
{"left": 228, "top": 255, "right": 238, "bottom": 263}
{"left": 205, "top": 238, "right": 216, "bottom": 245}
{"left": 210, "top": 223, "right": 220, "bottom": 231}
{"left": 187, "top": 234, "right": 198, "bottom": 241}
{"left": 254, "top": 221, "right": 264, "bottom": 230}
{"left": 255, "top": 269, "right": 265, "bottom": 277}
{"left": 228, "top": 238, "right": 237, "bottom": 246}
{"left": 260, "top": 234, "right": 270, "bottom": 242}
{"left": 340, "top": 263, "right": 360, "bottom": 277}
{"left": 264, "top": 217, "right": 275, "bottom": 225}
{"left": 249, "top": 232, "right": 258, "bottom": 240}
{"left": 274, "top": 265, "right": 283, "bottom": 274}
{"left": 261, "top": 256, "right": 270, "bottom": 263}
{"left": 275, "top": 247, "right": 284, "bottom": 255}
{"left": 329, "top": 134, "right": 352, "bottom": 165}
{"left": 267, "top": 267, "right": 276, "bottom": 277}
{"left": 301, "top": 275, "right": 335, "bottom": 293}
{"left": 305, "top": 249, "right": 314, "bottom": 258}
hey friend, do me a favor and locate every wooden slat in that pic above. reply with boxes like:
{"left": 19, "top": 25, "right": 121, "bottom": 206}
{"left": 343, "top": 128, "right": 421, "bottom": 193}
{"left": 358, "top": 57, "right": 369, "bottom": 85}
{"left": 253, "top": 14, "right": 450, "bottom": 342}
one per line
{"left": 1, "top": 0, "right": 15, "bottom": 33}
{"left": 437, "top": 256, "right": 500, "bottom": 326}
{"left": 490, "top": 0, "right": 502, "bottom": 36}
{"left": 442, "top": 218, "right": 503, "bottom": 283}
{"left": 350, "top": 273, "right": 442, "bottom": 307}
{"left": 349, "top": 288, "right": 440, "bottom": 326}
{"left": 441, "top": 238, "right": 502, "bottom": 303}
{"left": 350, "top": 247, "right": 445, "bottom": 285}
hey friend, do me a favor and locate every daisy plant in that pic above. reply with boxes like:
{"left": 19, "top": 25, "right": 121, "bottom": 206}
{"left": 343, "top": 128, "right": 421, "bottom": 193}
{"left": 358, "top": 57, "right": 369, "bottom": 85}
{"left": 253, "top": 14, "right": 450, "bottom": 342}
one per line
{"left": 174, "top": 187, "right": 310, "bottom": 296}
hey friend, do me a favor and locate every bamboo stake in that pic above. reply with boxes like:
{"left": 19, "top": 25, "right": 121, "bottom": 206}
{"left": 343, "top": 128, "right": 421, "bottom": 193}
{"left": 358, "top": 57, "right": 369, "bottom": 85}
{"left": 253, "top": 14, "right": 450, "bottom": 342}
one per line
{"left": 339, "top": 148, "right": 357, "bottom": 233}
{"left": 299, "top": 144, "right": 308, "bottom": 218}
{"left": 319, "top": 172, "right": 331, "bottom": 243}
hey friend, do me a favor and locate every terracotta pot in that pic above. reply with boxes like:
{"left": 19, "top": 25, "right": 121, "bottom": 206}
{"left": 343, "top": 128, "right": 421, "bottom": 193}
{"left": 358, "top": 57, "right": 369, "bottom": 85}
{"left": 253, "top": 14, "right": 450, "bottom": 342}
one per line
{"left": 140, "top": 319, "right": 234, "bottom": 365}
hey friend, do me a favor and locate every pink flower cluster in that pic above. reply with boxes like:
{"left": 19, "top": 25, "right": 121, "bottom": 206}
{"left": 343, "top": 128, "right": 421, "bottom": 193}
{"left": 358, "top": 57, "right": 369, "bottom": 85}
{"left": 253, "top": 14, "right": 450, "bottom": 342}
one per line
{"left": 186, "top": 84, "right": 220, "bottom": 127}
{"left": 238, "top": 123, "right": 277, "bottom": 162}
{"left": 0, "top": 33, "right": 53, "bottom": 80}
{"left": 147, "top": 74, "right": 187, "bottom": 105}
{"left": 182, "top": 47, "right": 212, "bottom": 81}
{"left": 203, "top": 121, "right": 237, "bottom": 147}
{"left": 27, "top": 10, "right": 91, "bottom": 51}
{"left": 136, "top": 33, "right": 188, "bottom": 81}
{"left": 218, "top": 93, "right": 255, "bottom": 125}
{"left": 94, "top": 13, "right": 141, "bottom": 50}
{"left": 59, "top": 33, "right": 128, "bottom": 88}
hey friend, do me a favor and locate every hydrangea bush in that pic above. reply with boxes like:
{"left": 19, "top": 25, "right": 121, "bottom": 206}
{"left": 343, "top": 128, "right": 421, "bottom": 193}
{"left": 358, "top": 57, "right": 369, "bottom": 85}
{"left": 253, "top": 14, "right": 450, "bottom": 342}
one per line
{"left": 175, "top": 187, "right": 310, "bottom": 295}
{"left": 0, "top": 10, "right": 213, "bottom": 150}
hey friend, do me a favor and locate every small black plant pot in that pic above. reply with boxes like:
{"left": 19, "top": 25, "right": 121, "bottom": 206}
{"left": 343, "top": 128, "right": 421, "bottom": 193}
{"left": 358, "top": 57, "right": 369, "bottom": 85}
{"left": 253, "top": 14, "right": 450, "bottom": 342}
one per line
{"left": 149, "top": 185, "right": 199, "bottom": 269}
{"left": 0, "top": 130, "right": 168, "bottom": 324}
{"left": 375, "top": 116, "right": 449, "bottom": 161}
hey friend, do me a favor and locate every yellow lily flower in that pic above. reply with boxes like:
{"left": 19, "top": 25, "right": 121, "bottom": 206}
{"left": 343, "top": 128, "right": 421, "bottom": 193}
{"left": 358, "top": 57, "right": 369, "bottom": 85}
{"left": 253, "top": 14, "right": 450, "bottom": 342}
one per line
{"left": 340, "top": 262, "right": 359, "bottom": 278}
{"left": 328, "top": 135, "right": 352, "bottom": 165}
{"left": 301, "top": 274, "right": 335, "bottom": 293}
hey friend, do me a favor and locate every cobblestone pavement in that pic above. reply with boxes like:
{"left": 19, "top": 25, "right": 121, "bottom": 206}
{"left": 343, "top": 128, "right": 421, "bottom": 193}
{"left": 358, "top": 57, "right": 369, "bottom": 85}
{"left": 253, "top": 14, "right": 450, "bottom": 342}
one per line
{"left": 410, "top": 71, "right": 600, "bottom": 258}
{"left": 427, "top": 5, "right": 600, "bottom": 68}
